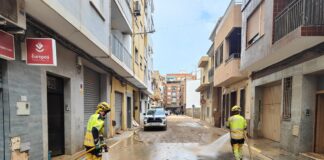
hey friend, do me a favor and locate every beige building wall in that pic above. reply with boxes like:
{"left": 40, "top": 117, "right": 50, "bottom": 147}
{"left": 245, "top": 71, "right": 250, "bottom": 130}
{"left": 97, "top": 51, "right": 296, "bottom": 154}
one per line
{"left": 213, "top": 3, "right": 242, "bottom": 54}
{"left": 132, "top": 0, "right": 148, "bottom": 83}
{"left": 110, "top": 76, "right": 127, "bottom": 137}
{"left": 222, "top": 79, "right": 252, "bottom": 119}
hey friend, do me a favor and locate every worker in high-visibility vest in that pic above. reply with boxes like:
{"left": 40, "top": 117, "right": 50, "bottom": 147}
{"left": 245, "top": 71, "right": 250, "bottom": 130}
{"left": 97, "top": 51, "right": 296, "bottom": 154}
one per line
{"left": 84, "top": 102, "right": 111, "bottom": 160}
{"left": 226, "top": 105, "right": 247, "bottom": 160}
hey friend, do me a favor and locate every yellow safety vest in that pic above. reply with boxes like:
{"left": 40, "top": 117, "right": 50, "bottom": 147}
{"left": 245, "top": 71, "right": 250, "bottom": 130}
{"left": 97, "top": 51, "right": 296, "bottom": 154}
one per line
{"left": 226, "top": 114, "right": 247, "bottom": 140}
{"left": 84, "top": 114, "right": 105, "bottom": 147}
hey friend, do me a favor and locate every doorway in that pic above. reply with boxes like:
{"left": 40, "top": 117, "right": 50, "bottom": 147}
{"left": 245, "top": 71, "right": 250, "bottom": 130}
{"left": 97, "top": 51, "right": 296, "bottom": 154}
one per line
{"left": 261, "top": 83, "right": 281, "bottom": 142}
{"left": 47, "top": 75, "right": 65, "bottom": 156}
{"left": 115, "top": 92, "right": 123, "bottom": 131}
{"left": 315, "top": 93, "right": 324, "bottom": 154}
{"left": 0, "top": 89, "right": 4, "bottom": 159}
{"left": 127, "top": 97, "right": 132, "bottom": 128}
{"left": 240, "top": 89, "right": 246, "bottom": 117}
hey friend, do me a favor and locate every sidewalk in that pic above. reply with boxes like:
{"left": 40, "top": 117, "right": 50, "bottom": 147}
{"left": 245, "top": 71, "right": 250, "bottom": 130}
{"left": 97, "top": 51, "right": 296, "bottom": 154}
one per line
{"left": 245, "top": 138, "right": 298, "bottom": 160}
{"left": 53, "top": 127, "right": 140, "bottom": 160}
{"left": 195, "top": 117, "right": 301, "bottom": 160}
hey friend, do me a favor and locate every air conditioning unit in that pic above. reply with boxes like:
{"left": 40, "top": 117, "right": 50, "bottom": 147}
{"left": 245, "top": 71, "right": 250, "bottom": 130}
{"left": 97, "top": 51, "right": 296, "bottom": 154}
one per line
{"left": 0, "top": 0, "right": 26, "bottom": 31}
{"left": 134, "top": 1, "right": 141, "bottom": 16}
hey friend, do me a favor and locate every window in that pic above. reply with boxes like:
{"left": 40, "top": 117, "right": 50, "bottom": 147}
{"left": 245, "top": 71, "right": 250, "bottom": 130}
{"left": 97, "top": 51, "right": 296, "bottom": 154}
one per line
{"left": 246, "top": 1, "right": 265, "bottom": 46}
{"left": 90, "top": 0, "right": 105, "bottom": 20}
{"left": 140, "top": 56, "right": 143, "bottom": 70}
{"left": 207, "top": 88, "right": 211, "bottom": 99}
{"left": 283, "top": 77, "right": 293, "bottom": 120}
{"left": 215, "top": 43, "right": 223, "bottom": 68}
{"left": 135, "top": 48, "right": 139, "bottom": 64}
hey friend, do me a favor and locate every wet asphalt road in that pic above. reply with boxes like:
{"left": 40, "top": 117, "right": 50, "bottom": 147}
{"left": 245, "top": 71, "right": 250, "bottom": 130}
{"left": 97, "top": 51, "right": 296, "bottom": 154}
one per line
{"left": 108, "top": 115, "right": 251, "bottom": 160}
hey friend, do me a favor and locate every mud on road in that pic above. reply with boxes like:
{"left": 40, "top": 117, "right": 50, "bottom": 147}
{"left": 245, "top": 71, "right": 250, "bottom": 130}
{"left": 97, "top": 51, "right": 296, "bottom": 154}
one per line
{"left": 108, "top": 115, "right": 233, "bottom": 160}
{"left": 138, "top": 116, "right": 226, "bottom": 145}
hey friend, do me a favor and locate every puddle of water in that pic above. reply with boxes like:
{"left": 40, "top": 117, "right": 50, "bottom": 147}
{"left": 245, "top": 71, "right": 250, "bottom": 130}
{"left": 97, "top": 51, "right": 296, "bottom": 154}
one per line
{"left": 109, "top": 133, "right": 251, "bottom": 160}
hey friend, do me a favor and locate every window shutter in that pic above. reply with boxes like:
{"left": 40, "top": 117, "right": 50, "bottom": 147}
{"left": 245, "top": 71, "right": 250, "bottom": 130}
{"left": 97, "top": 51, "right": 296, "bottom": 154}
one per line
{"left": 247, "top": 7, "right": 261, "bottom": 43}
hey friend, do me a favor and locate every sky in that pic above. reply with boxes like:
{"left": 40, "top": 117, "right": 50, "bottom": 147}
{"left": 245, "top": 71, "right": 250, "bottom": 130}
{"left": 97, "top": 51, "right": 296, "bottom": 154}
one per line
{"left": 152, "top": 0, "right": 232, "bottom": 75}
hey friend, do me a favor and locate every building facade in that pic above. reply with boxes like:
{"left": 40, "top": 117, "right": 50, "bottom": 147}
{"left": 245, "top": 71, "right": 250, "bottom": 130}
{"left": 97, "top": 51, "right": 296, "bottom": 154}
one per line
{"left": 0, "top": 0, "right": 154, "bottom": 159}
{"left": 131, "top": 0, "right": 155, "bottom": 124}
{"left": 241, "top": 0, "right": 324, "bottom": 155}
{"left": 211, "top": 1, "right": 251, "bottom": 128}
{"left": 151, "top": 71, "right": 165, "bottom": 107}
{"left": 164, "top": 73, "right": 196, "bottom": 113}
{"left": 196, "top": 46, "right": 222, "bottom": 127}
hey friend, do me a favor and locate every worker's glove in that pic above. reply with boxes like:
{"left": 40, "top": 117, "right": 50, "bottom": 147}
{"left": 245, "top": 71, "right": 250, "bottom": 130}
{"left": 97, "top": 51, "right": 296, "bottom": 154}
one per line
{"left": 95, "top": 143, "right": 101, "bottom": 150}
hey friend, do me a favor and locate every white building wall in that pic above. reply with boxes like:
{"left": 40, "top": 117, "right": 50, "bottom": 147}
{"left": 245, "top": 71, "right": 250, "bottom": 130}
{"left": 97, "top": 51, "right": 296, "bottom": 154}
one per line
{"left": 185, "top": 80, "right": 201, "bottom": 108}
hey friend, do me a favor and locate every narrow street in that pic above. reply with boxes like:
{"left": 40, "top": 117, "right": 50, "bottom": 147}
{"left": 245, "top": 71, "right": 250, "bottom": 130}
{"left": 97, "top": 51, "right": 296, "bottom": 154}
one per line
{"left": 108, "top": 116, "right": 252, "bottom": 160}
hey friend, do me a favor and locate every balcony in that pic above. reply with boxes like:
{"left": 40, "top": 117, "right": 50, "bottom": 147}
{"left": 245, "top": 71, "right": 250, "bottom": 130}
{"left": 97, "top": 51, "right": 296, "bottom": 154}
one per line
{"left": 214, "top": 54, "right": 246, "bottom": 87}
{"left": 274, "top": 0, "right": 324, "bottom": 42}
{"left": 111, "top": 0, "right": 132, "bottom": 33}
{"left": 198, "top": 56, "right": 209, "bottom": 68}
{"left": 110, "top": 35, "right": 133, "bottom": 71}
{"left": 196, "top": 83, "right": 211, "bottom": 92}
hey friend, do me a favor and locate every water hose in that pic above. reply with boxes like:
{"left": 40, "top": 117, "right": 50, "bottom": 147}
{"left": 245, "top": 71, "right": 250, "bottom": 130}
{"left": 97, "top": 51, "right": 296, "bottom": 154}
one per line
{"left": 245, "top": 132, "right": 253, "bottom": 160}
{"left": 73, "top": 144, "right": 108, "bottom": 160}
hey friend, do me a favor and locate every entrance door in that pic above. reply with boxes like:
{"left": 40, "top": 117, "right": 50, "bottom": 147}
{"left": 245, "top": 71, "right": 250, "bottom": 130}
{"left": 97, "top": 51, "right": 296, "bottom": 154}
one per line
{"left": 115, "top": 92, "right": 123, "bottom": 131}
{"left": 240, "top": 89, "right": 246, "bottom": 117}
{"left": 47, "top": 75, "right": 65, "bottom": 156}
{"left": 261, "top": 84, "right": 281, "bottom": 142}
{"left": 127, "top": 97, "right": 132, "bottom": 128}
{"left": 315, "top": 94, "right": 324, "bottom": 153}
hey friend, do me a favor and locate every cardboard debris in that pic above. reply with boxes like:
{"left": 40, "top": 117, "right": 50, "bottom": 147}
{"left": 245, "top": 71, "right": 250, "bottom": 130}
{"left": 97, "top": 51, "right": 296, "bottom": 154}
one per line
{"left": 132, "top": 120, "right": 140, "bottom": 127}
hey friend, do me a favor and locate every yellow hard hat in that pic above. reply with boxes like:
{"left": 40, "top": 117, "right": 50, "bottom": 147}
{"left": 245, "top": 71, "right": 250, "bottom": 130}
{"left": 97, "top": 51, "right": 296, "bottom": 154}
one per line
{"left": 96, "top": 102, "right": 111, "bottom": 113}
{"left": 231, "top": 105, "right": 241, "bottom": 112}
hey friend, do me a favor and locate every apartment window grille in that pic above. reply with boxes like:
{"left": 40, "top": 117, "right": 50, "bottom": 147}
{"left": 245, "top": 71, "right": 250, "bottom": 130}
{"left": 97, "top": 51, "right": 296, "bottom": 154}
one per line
{"left": 246, "top": 1, "right": 265, "bottom": 46}
{"left": 283, "top": 77, "right": 293, "bottom": 120}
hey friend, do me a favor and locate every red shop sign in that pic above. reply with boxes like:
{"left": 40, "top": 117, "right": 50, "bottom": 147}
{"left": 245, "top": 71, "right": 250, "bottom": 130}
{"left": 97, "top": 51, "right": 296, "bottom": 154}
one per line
{"left": 0, "top": 30, "right": 15, "bottom": 60}
{"left": 26, "top": 38, "right": 57, "bottom": 66}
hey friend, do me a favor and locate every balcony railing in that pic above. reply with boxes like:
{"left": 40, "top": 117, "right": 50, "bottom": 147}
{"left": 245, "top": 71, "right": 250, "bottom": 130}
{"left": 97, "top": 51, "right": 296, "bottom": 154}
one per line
{"left": 225, "top": 53, "right": 241, "bottom": 63}
{"left": 110, "top": 35, "right": 133, "bottom": 70}
{"left": 116, "top": 0, "right": 132, "bottom": 25}
{"left": 274, "top": 0, "right": 324, "bottom": 42}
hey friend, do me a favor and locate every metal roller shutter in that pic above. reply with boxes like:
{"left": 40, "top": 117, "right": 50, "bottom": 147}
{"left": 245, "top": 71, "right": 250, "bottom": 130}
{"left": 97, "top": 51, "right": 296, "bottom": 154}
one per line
{"left": 84, "top": 67, "right": 100, "bottom": 128}
{"left": 115, "top": 92, "right": 123, "bottom": 130}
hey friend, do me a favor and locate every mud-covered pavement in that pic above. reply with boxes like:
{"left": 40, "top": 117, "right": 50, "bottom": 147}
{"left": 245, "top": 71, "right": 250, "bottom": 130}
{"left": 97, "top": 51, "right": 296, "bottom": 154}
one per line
{"left": 108, "top": 115, "right": 254, "bottom": 160}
